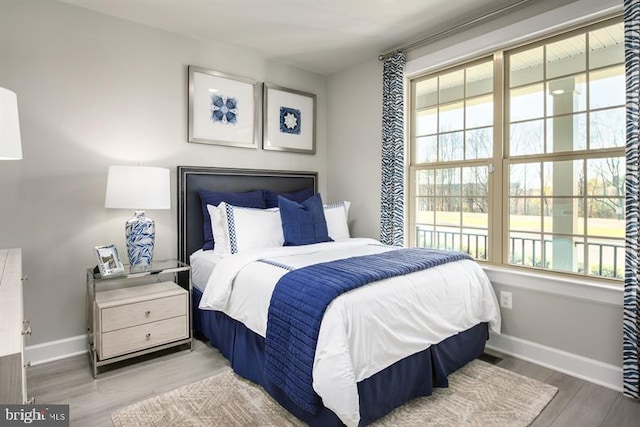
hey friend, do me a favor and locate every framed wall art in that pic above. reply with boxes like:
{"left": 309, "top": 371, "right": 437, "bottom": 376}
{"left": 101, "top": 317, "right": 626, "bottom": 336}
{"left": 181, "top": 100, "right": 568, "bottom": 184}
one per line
{"left": 188, "top": 65, "right": 260, "bottom": 148}
{"left": 263, "top": 83, "right": 316, "bottom": 154}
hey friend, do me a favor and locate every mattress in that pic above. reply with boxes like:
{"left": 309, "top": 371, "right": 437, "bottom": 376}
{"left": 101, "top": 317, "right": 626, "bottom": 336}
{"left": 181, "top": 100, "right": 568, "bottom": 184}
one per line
{"left": 189, "top": 249, "right": 221, "bottom": 293}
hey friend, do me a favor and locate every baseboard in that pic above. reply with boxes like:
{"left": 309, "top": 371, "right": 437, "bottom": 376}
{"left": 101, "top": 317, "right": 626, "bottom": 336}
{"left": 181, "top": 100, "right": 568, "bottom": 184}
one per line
{"left": 25, "top": 331, "right": 624, "bottom": 393}
{"left": 25, "top": 334, "right": 88, "bottom": 366}
{"left": 487, "top": 332, "right": 622, "bottom": 392}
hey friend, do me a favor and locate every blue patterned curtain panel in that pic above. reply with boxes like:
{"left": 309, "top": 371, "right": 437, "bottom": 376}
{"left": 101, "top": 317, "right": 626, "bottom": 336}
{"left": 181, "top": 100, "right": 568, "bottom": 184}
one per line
{"left": 625, "top": 0, "right": 640, "bottom": 400}
{"left": 380, "top": 52, "right": 406, "bottom": 246}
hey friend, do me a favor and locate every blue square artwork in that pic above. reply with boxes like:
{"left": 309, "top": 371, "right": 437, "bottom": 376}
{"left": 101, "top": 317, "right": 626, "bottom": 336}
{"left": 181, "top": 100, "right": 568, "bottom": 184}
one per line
{"left": 210, "top": 94, "right": 238, "bottom": 125}
{"left": 279, "top": 107, "right": 301, "bottom": 135}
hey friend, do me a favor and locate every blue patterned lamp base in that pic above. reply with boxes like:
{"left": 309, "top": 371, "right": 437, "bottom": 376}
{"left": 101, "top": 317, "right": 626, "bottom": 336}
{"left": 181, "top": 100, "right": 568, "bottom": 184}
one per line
{"left": 125, "top": 211, "right": 155, "bottom": 270}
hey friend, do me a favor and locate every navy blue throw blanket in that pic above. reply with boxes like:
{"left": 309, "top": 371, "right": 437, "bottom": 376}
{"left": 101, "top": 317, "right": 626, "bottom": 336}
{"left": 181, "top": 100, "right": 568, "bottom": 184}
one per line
{"left": 264, "top": 247, "right": 472, "bottom": 414}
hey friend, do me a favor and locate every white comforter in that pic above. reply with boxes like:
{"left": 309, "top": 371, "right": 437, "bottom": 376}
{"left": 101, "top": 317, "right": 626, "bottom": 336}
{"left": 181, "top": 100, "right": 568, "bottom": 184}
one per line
{"left": 199, "top": 238, "right": 501, "bottom": 426}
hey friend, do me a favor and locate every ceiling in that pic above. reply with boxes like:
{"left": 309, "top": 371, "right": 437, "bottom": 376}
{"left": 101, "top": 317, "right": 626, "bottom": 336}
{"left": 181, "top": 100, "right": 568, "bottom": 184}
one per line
{"left": 60, "top": 0, "right": 529, "bottom": 75}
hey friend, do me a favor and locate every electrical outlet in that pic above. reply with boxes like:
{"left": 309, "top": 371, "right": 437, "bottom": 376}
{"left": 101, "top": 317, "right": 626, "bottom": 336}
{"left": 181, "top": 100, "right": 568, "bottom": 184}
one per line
{"left": 499, "top": 291, "right": 513, "bottom": 309}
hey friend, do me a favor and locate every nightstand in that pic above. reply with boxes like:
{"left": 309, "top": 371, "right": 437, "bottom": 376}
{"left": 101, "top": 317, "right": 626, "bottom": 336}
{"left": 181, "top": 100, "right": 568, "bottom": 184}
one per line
{"left": 86, "top": 259, "right": 192, "bottom": 378}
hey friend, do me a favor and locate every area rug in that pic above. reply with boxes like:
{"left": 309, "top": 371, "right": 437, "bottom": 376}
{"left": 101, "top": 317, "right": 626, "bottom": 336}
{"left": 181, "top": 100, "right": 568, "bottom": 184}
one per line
{"left": 111, "top": 359, "right": 557, "bottom": 427}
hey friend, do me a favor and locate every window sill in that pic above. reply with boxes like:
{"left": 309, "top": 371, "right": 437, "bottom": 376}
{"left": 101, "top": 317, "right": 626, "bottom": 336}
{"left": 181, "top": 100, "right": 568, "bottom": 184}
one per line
{"left": 481, "top": 264, "right": 622, "bottom": 307}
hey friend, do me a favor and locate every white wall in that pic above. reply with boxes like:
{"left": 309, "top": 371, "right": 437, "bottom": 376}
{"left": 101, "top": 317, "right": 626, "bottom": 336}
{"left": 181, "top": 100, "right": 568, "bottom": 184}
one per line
{"left": 327, "top": 57, "right": 383, "bottom": 239}
{"left": 0, "top": 0, "right": 328, "bottom": 347}
{"left": 328, "top": 0, "right": 625, "bottom": 389}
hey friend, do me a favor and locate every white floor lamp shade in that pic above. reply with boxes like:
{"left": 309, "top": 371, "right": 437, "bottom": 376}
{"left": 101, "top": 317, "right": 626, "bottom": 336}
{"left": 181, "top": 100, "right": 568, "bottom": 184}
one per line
{"left": 0, "top": 87, "right": 23, "bottom": 160}
{"left": 105, "top": 166, "right": 170, "bottom": 269}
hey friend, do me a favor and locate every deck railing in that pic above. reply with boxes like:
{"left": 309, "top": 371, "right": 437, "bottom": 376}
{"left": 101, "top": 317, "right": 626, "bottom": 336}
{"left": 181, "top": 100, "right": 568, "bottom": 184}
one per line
{"left": 415, "top": 228, "right": 623, "bottom": 278}
{"left": 415, "top": 228, "right": 487, "bottom": 260}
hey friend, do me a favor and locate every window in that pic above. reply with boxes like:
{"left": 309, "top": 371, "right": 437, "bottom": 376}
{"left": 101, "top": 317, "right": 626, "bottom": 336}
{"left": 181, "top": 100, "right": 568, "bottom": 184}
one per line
{"left": 411, "top": 59, "right": 493, "bottom": 260}
{"left": 409, "top": 17, "right": 625, "bottom": 281}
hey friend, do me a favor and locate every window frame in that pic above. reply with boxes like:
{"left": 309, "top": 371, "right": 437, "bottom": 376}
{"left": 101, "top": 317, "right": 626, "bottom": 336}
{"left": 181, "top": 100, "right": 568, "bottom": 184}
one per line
{"left": 409, "top": 56, "right": 498, "bottom": 261}
{"left": 408, "top": 15, "right": 625, "bottom": 283}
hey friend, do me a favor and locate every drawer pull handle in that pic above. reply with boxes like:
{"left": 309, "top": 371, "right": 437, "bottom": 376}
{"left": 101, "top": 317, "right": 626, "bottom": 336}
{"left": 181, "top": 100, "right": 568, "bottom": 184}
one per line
{"left": 22, "top": 326, "right": 32, "bottom": 336}
{"left": 145, "top": 310, "right": 151, "bottom": 317}
{"left": 145, "top": 333, "right": 151, "bottom": 340}
{"left": 24, "top": 361, "right": 31, "bottom": 368}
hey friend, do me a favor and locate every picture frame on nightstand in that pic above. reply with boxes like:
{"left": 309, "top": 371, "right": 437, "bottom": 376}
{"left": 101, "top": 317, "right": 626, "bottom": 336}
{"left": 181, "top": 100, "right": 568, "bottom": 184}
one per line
{"left": 94, "top": 244, "right": 124, "bottom": 278}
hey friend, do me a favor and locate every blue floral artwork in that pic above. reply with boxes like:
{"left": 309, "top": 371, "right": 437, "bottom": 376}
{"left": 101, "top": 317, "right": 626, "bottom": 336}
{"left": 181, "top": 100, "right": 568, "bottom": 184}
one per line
{"left": 210, "top": 94, "right": 238, "bottom": 125}
{"left": 279, "top": 107, "right": 301, "bottom": 135}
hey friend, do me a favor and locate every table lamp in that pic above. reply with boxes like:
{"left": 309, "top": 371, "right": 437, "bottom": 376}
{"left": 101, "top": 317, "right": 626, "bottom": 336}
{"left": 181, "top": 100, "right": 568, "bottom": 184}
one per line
{"left": 0, "top": 87, "right": 23, "bottom": 160}
{"left": 105, "top": 165, "right": 170, "bottom": 270}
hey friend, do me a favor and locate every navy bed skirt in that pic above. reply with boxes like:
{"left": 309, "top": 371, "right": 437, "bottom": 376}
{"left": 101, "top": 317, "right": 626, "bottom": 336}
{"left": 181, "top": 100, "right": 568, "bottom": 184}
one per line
{"left": 192, "top": 287, "right": 489, "bottom": 426}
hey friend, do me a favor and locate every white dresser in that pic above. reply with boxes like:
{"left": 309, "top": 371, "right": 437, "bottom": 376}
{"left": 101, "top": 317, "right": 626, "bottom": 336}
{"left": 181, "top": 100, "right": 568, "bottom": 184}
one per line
{"left": 0, "top": 248, "right": 28, "bottom": 404}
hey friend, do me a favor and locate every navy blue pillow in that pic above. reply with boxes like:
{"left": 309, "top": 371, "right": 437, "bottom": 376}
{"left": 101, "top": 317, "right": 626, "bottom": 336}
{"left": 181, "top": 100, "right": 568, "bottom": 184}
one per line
{"left": 263, "top": 187, "right": 314, "bottom": 208}
{"left": 199, "top": 190, "right": 265, "bottom": 251}
{"left": 278, "top": 193, "right": 332, "bottom": 246}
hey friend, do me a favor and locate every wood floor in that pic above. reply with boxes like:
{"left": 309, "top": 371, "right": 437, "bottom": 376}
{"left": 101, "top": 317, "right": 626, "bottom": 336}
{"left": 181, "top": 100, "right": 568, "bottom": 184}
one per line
{"left": 27, "top": 339, "right": 640, "bottom": 427}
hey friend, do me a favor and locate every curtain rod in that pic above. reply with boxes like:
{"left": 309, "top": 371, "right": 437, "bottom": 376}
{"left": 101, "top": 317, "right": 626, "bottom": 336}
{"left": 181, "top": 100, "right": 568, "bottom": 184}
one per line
{"left": 378, "top": 0, "right": 533, "bottom": 61}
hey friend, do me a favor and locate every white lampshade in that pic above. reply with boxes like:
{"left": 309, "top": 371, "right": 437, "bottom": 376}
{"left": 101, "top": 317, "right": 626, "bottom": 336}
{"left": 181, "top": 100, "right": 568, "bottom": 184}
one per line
{"left": 105, "top": 166, "right": 171, "bottom": 210}
{"left": 0, "top": 87, "right": 23, "bottom": 160}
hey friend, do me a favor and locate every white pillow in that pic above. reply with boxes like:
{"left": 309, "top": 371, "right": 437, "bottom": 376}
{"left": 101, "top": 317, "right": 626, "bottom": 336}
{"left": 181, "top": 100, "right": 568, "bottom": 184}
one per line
{"left": 214, "top": 202, "right": 284, "bottom": 256}
{"left": 324, "top": 201, "right": 351, "bottom": 241}
{"left": 207, "top": 204, "right": 228, "bottom": 257}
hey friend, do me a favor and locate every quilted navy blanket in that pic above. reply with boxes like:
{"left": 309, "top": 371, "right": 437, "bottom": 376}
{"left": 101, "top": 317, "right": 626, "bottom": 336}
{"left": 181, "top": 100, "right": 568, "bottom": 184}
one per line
{"left": 264, "top": 247, "right": 472, "bottom": 414}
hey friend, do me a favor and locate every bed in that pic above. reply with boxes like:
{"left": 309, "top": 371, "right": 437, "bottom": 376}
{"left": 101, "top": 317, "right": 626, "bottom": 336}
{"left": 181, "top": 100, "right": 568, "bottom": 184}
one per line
{"left": 177, "top": 166, "right": 501, "bottom": 427}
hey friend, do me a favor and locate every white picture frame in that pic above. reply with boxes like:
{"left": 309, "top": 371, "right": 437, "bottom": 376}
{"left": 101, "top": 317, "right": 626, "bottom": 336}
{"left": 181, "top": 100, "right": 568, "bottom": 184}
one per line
{"left": 263, "top": 83, "right": 316, "bottom": 154}
{"left": 94, "top": 244, "right": 125, "bottom": 278}
{"left": 188, "top": 65, "right": 260, "bottom": 148}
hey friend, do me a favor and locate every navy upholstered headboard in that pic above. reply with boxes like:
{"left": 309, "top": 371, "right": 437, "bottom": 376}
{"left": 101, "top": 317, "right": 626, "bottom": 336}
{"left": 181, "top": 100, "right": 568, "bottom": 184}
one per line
{"left": 177, "top": 166, "right": 318, "bottom": 263}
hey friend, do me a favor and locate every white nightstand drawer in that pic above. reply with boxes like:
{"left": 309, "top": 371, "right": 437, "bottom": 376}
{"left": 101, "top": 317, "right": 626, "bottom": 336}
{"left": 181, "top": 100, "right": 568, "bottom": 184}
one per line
{"left": 99, "top": 316, "right": 188, "bottom": 359}
{"left": 100, "top": 293, "right": 187, "bottom": 332}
